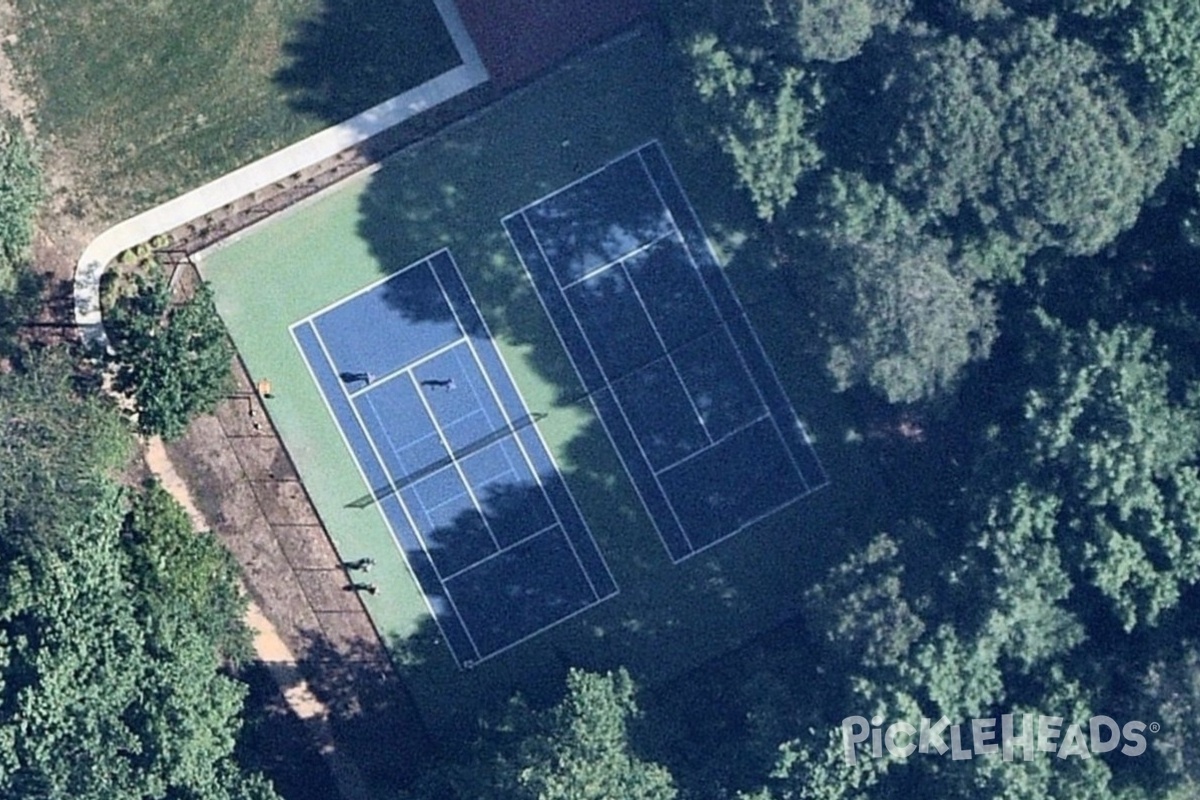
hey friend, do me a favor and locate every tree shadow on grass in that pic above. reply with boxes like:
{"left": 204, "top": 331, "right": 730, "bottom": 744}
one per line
{"left": 275, "top": 0, "right": 462, "bottom": 125}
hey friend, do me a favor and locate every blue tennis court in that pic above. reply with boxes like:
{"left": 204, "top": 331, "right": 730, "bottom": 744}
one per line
{"left": 291, "top": 250, "right": 617, "bottom": 667}
{"left": 503, "top": 141, "right": 828, "bottom": 562}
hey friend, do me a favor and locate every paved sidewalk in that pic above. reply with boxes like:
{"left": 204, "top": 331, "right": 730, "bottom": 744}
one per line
{"left": 74, "top": 0, "right": 486, "bottom": 347}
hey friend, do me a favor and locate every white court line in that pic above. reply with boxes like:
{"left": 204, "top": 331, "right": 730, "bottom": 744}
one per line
{"left": 502, "top": 217, "right": 679, "bottom": 560}
{"left": 557, "top": 230, "right": 676, "bottom": 291}
{"left": 636, "top": 149, "right": 811, "bottom": 494}
{"left": 525, "top": 213, "right": 698, "bottom": 557}
{"left": 641, "top": 143, "right": 830, "bottom": 487}
{"left": 428, "top": 254, "right": 602, "bottom": 600}
{"left": 359, "top": 388, "right": 436, "bottom": 475}
{"left": 440, "top": 523, "right": 560, "bottom": 582}
{"left": 653, "top": 413, "right": 771, "bottom": 477}
{"left": 689, "top": 494, "right": 812, "bottom": 561}
{"left": 293, "top": 255, "right": 436, "bottom": 327}
{"left": 616, "top": 259, "right": 712, "bottom": 445}
{"left": 504, "top": 141, "right": 666, "bottom": 220}
{"left": 310, "top": 325, "right": 453, "bottom": 583}
{"left": 407, "top": 371, "right": 502, "bottom": 551}
{"left": 459, "top": 584, "right": 619, "bottom": 668}
{"left": 442, "top": 250, "right": 619, "bottom": 601}
{"left": 290, "top": 322, "right": 479, "bottom": 666}
{"left": 345, "top": 335, "right": 469, "bottom": 399}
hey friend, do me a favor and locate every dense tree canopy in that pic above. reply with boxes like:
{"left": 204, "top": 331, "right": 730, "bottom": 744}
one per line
{"left": 411, "top": 669, "right": 675, "bottom": 800}
{"left": 107, "top": 275, "right": 234, "bottom": 439}
{"left": 687, "top": 34, "right": 824, "bottom": 221}
{"left": 680, "top": 0, "right": 1195, "bottom": 401}
{"left": 806, "top": 173, "right": 997, "bottom": 402}
{"left": 1021, "top": 320, "right": 1200, "bottom": 630}
{"left": 0, "top": 356, "right": 275, "bottom": 799}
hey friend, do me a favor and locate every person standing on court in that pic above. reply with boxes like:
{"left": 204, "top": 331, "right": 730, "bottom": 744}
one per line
{"left": 420, "top": 378, "right": 456, "bottom": 390}
{"left": 339, "top": 371, "right": 375, "bottom": 386}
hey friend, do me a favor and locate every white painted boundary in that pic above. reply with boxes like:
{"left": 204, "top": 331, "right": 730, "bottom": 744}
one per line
{"left": 74, "top": 0, "right": 487, "bottom": 347}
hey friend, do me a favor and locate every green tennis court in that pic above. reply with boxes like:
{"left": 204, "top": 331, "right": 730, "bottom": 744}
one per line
{"left": 198, "top": 28, "right": 861, "bottom": 737}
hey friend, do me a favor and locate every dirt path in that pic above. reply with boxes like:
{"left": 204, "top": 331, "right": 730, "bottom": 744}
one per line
{"left": 143, "top": 437, "right": 370, "bottom": 800}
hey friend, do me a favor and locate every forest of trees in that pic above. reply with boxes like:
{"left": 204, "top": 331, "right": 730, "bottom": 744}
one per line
{"left": 4, "top": 0, "right": 1200, "bottom": 798}
{"left": 0, "top": 120, "right": 277, "bottom": 797}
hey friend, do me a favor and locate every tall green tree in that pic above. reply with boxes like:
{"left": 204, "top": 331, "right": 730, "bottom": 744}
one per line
{"left": 888, "top": 19, "right": 1165, "bottom": 260}
{"left": 1127, "top": 0, "right": 1200, "bottom": 142}
{"left": 1022, "top": 318, "right": 1200, "bottom": 629}
{"left": 412, "top": 669, "right": 675, "bottom": 800}
{"left": 0, "top": 119, "right": 43, "bottom": 351}
{"left": 517, "top": 669, "right": 677, "bottom": 800}
{"left": 123, "top": 481, "right": 251, "bottom": 662}
{"left": 107, "top": 274, "right": 233, "bottom": 439}
{"left": 772, "top": 0, "right": 909, "bottom": 63}
{"left": 687, "top": 33, "right": 825, "bottom": 221}
{"left": 1139, "top": 642, "right": 1200, "bottom": 787}
{"left": 0, "top": 355, "right": 276, "bottom": 799}
{"left": 972, "top": 485, "right": 1086, "bottom": 672}
{"left": 809, "top": 173, "right": 997, "bottom": 402}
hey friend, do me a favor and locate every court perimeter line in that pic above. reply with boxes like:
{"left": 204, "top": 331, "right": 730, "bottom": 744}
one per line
{"left": 439, "top": 523, "right": 560, "bottom": 582}
{"left": 524, "top": 213, "right": 697, "bottom": 557}
{"left": 556, "top": 230, "right": 675, "bottom": 291}
{"left": 636, "top": 147, "right": 811, "bottom": 493}
{"left": 289, "top": 323, "right": 473, "bottom": 667}
{"left": 344, "top": 335, "right": 470, "bottom": 400}
{"left": 641, "top": 142, "right": 831, "bottom": 487}
{"left": 429, "top": 253, "right": 603, "bottom": 600}
{"left": 309, "top": 321, "right": 485, "bottom": 663}
{"left": 464, "top": 587, "right": 622, "bottom": 668}
{"left": 442, "top": 250, "right": 620, "bottom": 601}
{"left": 407, "top": 371, "right": 504, "bottom": 552}
{"left": 501, "top": 219, "right": 674, "bottom": 559}
{"left": 615, "top": 257, "right": 713, "bottom": 445}
{"left": 505, "top": 140, "right": 665, "bottom": 220}
{"left": 652, "top": 412, "right": 771, "bottom": 478}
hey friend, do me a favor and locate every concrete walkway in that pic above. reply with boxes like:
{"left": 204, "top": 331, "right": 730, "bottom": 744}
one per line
{"left": 74, "top": 0, "right": 486, "bottom": 348}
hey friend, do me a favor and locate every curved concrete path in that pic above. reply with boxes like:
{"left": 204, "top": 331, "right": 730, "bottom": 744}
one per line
{"left": 74, "top": 0, "right": 486, "bottom": 348}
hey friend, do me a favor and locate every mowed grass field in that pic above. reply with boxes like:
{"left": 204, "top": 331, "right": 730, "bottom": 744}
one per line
{"left": 199, "top": 28, "right": 890, "bottom": 741}
{"left": 7, "top": 0, "right": 459, "bottom": 216}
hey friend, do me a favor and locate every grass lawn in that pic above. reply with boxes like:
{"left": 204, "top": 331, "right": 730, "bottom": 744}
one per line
{"left": 199, "top": 27, "right": 891, "bottom": 743}
{"left": 7, "top": 0, "right": 459, "bottom": 217}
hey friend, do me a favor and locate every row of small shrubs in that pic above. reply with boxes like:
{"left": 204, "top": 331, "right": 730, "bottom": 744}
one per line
{"left": 117, "top": 233, "right": 173, "bottom": 266}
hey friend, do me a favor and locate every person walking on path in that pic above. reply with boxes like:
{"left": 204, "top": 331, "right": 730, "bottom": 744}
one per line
{"left": 345, "top": 557, "right": 375, "bottom": 572}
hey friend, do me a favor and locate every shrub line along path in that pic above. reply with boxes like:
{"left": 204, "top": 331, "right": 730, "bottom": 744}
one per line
{"left": 71, "top": 0, "right": 486, "bottom": 348}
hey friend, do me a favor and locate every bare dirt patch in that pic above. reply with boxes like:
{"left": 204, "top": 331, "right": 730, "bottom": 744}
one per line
{"left": 165, "top": 351, "right": 434, "bottom": 789}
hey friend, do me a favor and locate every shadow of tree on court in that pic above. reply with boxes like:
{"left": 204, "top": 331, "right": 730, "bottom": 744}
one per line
{"left": 334, "top": 19, "right": 876, "bottom": 685}
{"left": 275, "top": 0, "right": 462, "bottom": 125}
{"left": 266, "top": 19, "right": 899, "bottom": 789}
